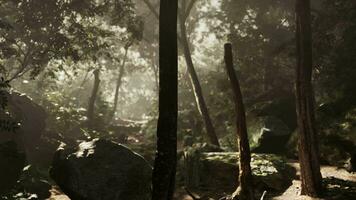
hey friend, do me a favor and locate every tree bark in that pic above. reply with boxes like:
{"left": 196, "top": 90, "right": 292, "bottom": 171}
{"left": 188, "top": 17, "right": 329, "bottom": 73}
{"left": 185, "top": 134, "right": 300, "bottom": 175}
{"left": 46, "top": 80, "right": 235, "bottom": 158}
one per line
{"left": 151, "top": 0, "right": 178, "bottom": 199}
{"left": 110, "top": 46, "right": 129, "bottom": 120}
{"left": 179, "top": 4, "right": 220, "bottom": 147}
{"left": 87, "top": 69, "right": 100, "bottom": 130}
{"left": 295, "top": 0, "right": 323, "bottom": 197}
{"left": 143, "top": 0, "right": 220, "bottom": 147}
{"left": 224, "top": 43, "right": 254, "bottom": 200}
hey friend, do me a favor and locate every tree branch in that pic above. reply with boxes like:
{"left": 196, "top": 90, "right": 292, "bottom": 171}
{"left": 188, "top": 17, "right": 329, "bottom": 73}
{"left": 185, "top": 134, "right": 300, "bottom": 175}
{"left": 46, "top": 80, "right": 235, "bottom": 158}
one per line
{"left": 184, "top": 0, "right": 198, "bottom": 21}
{"left": 142, "top": 0, "right": 159, "bottom": 19}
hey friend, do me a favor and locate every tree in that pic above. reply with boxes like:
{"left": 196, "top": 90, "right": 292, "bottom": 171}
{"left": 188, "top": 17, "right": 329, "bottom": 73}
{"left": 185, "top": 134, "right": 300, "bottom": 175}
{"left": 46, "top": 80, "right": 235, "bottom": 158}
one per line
{"left": 179, "top": 0, "right": 220, "bottom": 147}
{"left": 143, "top": 0, "right": 220, "bottom": 147}
{"left": 295, "top": 0, "right": 323, "bottom": 197}
{"left": 224, "top": 43, "right": 254, "bottom": 200}
{"left": 87, "top": 68, "right": 101, "bottom": 130}
{"left": 110, "top": 42, "right": 132, "bottom": 120}
{"left": 151, "top": 0, "right": 178, "bottom": 199}
{"left": 216, "top": 0, "right": 295, "bottom": 103}
{"left": 0, "top": 0, "right": 141, "bottom": 83}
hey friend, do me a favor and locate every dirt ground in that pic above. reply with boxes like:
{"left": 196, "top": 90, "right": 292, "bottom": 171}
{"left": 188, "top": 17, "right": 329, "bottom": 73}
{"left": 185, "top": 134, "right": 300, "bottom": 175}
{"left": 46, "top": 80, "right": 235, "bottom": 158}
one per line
{"left": 48, "top": 161, "right": 356, "bottom": 200}
{"left": 173, "top": 161, "right": 356, "bottom": 200}
{"left": 272, "top": 162, "right": 356, "bottom": 200}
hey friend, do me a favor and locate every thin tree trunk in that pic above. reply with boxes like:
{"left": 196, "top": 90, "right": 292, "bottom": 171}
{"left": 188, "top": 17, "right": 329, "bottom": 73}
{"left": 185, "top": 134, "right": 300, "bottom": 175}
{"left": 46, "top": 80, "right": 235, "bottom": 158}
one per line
{"left": 179, "top": 10, "right": 220, "bottom": 147}
{"left": 87, "top": 69, "right": 100, "bottom": 130}
{"left": 110, "top": 46, "right": 129, "bottom": 120}
{"left": 150, "top": 49, "right": 159, "bottom": 93}
{"left": 295, "top": 0, "right": 323, "bottom": 197}
{"left": 224, "top": 43, "right": 254, "bottom": 200}
{"left": 151, "top": 0, "right": 178, "bottom": 199}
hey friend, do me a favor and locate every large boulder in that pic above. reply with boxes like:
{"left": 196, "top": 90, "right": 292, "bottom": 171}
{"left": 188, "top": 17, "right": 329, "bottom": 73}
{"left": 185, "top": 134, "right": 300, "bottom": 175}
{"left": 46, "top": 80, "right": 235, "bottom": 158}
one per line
{"left": 248, "top": 116, "right": 291, "bottom": 154}
{"left": 50, "top": 139, "right": 152, "bottom": 200}
{"left": 248, "top": 96, "right": 297, "bottom": 130}
{"left": 183, "top": 151, "right": 295, "bottom": 192}
{"left": 0, "top": 92, "right": 47, "bottom": 165}
{"left": 0, "top": 141, "right": 26, "bottom": 195}
{"left": 182, "top": 143, "right": 225, "bottom": 189}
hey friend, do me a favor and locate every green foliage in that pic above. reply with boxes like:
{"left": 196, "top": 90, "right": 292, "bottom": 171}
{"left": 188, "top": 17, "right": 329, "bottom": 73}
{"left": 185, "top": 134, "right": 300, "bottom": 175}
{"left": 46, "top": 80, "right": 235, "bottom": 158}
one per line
{"left": 0, "top": 77, "right": 19, "bottom": 132}
{"left": 0, "top": 0, "right": 143, "bottom": 82}
{"left": 0, "top": 77, "right": 10, "bottom": 109}
{"left": 314, "top": 0, "right": 356, "bottom": 106}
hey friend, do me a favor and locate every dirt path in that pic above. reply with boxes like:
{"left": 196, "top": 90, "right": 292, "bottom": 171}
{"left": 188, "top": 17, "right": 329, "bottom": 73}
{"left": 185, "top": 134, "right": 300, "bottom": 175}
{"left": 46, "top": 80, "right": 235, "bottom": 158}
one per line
{"left": 273, "top": 162, "right": 356, "bottom": 200}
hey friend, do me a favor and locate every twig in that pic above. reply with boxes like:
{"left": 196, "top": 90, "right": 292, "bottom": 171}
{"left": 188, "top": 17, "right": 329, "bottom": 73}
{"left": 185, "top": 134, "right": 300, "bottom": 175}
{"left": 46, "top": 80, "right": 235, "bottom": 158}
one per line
{"left": 260, "top": 191, "right": 267, "bottom": 200}
{"left": 184, "top": 187, "right": 201, "bottom": 200}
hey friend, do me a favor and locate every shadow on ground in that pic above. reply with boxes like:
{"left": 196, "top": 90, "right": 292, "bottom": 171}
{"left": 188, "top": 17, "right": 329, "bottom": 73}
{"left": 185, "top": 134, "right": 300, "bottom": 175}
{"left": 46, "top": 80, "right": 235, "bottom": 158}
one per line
{"left": 322, "top": 176, "right": 356, "bottom": 200}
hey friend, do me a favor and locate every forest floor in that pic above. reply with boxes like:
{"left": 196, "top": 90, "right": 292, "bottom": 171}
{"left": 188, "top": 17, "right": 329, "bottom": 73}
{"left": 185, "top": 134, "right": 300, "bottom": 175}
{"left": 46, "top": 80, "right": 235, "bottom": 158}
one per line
{"left": 173, "top": 161, "right": 356, "bottom": 200}
{"left": 47, "top": 161, "right": 356, "bottom": 200}
{"left": 272, "top": 161, "right": 356, "bottom": 200}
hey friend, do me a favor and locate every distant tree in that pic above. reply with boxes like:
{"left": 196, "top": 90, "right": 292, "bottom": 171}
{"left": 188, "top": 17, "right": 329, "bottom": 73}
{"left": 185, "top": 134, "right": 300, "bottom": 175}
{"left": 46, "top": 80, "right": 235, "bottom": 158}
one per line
{"left": 0, "top": 0, "right": 141, "bottom": 83}
{"left": 224, "top": 43, "right": 254, "bottom": 200}
{"left": 151, "top": 0, "right": 178, "bottom": 199}
{"left": 295, "top": 0, "right": 323, "bottom": 197}
{"left": 110, "top": 41, "right": 132, "bottom": 120}
{"left": 87, "top": 68, "right": 101, "bottom": 130}
{"left": 216, "top": 0, "right": 295, "bottom": 102}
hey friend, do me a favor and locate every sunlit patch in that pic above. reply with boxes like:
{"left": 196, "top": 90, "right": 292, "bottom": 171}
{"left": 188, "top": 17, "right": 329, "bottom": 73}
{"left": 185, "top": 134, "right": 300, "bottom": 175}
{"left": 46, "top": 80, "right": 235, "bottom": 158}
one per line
{"left": 75, "top": 139, "right": 97, "bottom": 158}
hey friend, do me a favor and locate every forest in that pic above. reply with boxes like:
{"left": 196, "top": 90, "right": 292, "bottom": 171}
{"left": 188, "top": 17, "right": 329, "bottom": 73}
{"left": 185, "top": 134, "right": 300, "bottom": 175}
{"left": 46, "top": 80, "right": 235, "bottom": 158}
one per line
{"left": 0, "top": 0, "right": 355, "bottom": 199}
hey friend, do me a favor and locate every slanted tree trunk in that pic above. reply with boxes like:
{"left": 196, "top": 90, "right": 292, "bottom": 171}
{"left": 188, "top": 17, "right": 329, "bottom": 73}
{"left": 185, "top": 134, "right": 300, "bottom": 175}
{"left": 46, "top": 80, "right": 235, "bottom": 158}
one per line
{"left": 179, "top": 1, "right": 220, "bottom": 147}
{"left": 87, "top": 69, "right": 100, "bottom": 130}
{"left": 151, "top": 0, "right": 178, "bottom": 199}
{"left": 295, "top": 0, "right": 323, "bottom": 197}
{"left": 224, "top": 43, "right": 254, "bottom": 200}
{"left": 110, "top": 46, "right": 130, "bottom": 120}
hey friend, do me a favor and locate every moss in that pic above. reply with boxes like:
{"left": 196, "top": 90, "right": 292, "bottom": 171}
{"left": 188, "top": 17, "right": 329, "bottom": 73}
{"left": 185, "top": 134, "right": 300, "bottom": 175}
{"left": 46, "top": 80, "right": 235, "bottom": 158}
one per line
{"left": 200, "top": 153, "right": 288, "bottom": 177}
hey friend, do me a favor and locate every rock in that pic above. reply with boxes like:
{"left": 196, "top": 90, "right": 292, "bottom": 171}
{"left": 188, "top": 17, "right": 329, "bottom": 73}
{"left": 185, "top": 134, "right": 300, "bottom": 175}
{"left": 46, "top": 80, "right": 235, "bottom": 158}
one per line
{"left": 0, "top": 92, "right": 47, "bottom": 165}
{"left": 345, "top": 153, "right": 356, "bottom": 172}
{"left": 50, "top": 139, "right": 152, "bottom": 200}
{"left": 248, "top": 97, "right": 297, "bottom": 130}
{"left": 182, "top": 143, "right": 224, "bottom": 188}
{"left": 248, "top": 116, "right": 291, "bottom": 154}
{"left": 183, "top": 152, "right": 294, "bottom": 192}
{"left": 19, "top": 165, "right": 52, "bottom": 199}
{"left": 0, "top": 141, "right": 26, "bottom": 194}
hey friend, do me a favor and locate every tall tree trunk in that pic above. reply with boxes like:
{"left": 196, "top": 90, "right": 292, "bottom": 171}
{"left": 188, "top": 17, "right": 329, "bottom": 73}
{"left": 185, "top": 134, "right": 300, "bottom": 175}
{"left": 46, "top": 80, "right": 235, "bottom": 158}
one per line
{"left": 110, "top": 46, "right": 129, "bottom": 120}
{"left": 151, "top": 0, "right": 178, "bottom": 199}
{"left": 224, "top": 43, "right": 254, "bottom": 200}
{"left": 87, "top": 69, "right": 100, "bottom": 130}
{"left": 295, "top": 0, "right": 323, "bottom": 197}
{"left": 179, "top": 10, "right": 220, "bottom": 147}
{"left": 143, "top": 0, "right": 219, "bottom": 147}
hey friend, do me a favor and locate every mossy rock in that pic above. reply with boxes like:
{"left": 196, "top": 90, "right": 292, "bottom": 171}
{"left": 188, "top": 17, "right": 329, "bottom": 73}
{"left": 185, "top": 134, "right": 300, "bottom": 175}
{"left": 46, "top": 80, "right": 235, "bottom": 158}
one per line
{"left": 247, "top": 116, "right": 292, "bottom": 154}
{"left": 183, "top": 152, "right": 295, "bottom": 192}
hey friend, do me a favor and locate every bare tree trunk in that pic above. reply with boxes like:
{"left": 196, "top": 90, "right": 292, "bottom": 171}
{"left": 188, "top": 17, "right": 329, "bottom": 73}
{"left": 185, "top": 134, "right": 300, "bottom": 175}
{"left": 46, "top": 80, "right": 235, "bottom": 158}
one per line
{"left": 87, "top": 69, "right": 100, "bottom": 130}
{"left": 151, "top": 0, "right": 178, "bottom": 199}
{"left": 295, "top": 0, "right": 323, "bottom": 197}
{"left": 149, "top": 48, "right": 159, "bottom": 93}
{"left": 224, "top": 43, "right": 254, "bottom": 200}
{"left": 110, "top": 46, "right": 129, "bottom": 120}
{"left": 179, "top": 5, "right": 220, "bottom": 147}
{"left": 143, "top": 0, "right": 220, "bottom": 147}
